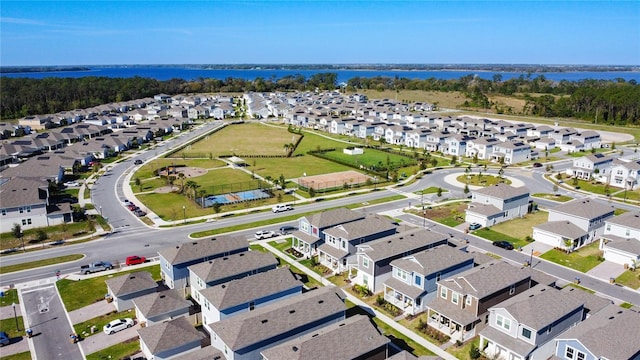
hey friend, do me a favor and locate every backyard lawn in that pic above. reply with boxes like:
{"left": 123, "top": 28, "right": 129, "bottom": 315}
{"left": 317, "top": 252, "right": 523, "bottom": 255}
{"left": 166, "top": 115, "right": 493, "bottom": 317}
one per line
{"left": 423, "top": 202, "right": 469, "bottom": 227}
{"left": 74, "top": 310, "right": 135, "bottom": 339}
{"left": 540, "top": 242, "right": 604, "bottom": 273}
{"left": 85, "top": 339, "right": 140, "bottom": 360}
{"left": 484, "top": 211, "right": 548, "bottom": 240}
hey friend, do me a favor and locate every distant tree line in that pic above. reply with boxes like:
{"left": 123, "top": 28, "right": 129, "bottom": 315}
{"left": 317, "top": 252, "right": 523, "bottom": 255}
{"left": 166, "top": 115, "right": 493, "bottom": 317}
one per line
{"left": 1, "top": 72, "right": 638, "bottom": 125}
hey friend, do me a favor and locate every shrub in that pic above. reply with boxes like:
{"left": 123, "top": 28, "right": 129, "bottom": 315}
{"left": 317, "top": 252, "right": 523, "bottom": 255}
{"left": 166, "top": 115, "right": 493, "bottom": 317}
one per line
{"left": 376, "top": 294, "right": 386, "bottom": 306}
{"left": 469, "top": 346, "right": 481, "bottom": 360}
{"left": 36, "top": 230, "right": 48, "bottom": 242}
{"left": 351, "top": 284, "right": 372, "bottom": 298}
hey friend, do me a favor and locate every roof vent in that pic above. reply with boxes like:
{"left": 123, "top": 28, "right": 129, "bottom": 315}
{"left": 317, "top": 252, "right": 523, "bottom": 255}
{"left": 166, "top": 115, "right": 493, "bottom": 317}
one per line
{"left": 617, "top": 310, "right": 623, "bottom": 314}
{"left": 192, "top": 242, "right": 197, "bottom": 245}
{"left": 176, "top": 246, "right": 180, "bottom": 249}
{"left": 410, "top": 234, "right": 414, "bottom": 237}
{"left": 159, "top": 295, "right": 166, "bottom": 299}
{"left": 209, "top": 260, "right": 213, "bottom": 264}
{"left": 239, "top": 253, "right": 245, "bottom": 257}
{"left": 289, "top": 310, "right": 295, "bottom": 314}
{"left": 221, "top": 284, "right": 226, "bottom": 288}
{"left": 608, "top": 316, "right": 615, "bottom": 320}
{"left": 211, "top": 238, "right": 217, "bottom": 241}
{"left": 261, "top": 319, "right": 268, "bottom": 324}
{"left": 318, "top": 300, "right": 324, "bottom": 304}
{"left": 223, "top": 257, "right": 228, "bottom": 260}
{"left": 292, "top": 346, "right": 298, "bottom": 352}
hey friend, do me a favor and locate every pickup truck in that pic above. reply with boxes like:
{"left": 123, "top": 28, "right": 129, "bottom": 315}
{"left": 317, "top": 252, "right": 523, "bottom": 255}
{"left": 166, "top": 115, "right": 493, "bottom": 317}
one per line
{"left": 80, "top": 261, "right": 113, "bottom": 275}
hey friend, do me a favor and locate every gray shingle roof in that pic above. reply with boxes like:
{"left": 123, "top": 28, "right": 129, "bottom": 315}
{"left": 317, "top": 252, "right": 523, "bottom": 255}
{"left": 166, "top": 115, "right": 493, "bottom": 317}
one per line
{"left": 602, "top": 235, "right": 640, "bottom": 255}
{"left": 559, "top": 286, "right": 612, "bottom": 316}
{"left": 390, "top": 245, "right": 474, "bottom": 276}
{"left": 137, "top": 316, "right": 204, "bottom": 355}
{"left": 480, "top": 325, "right": 536, "bottom": 356}
{"left": 105, "top": 271, "right": 157, "bottom": 297}
{"left": 322, "top": 216, "right": 396, "bottom": 240}
{"left": 200, "top": 267, "right": 300, "bottom": 310}
{"left": 260, "top": 315, "right": 388, "bottom": 360}
{"left": 550, "top": 199, "right": 614, "bottom": 220}
{"left": 466, "top": 203, "right": 502, "bottom": 216}
{"left": 384, "top": 277, "right": 426, "bottom": 299}
{"left": 132, "top": 290, "right": 191, "bottom": 319}
{"left": 176, "top": 346, "right": 224, "bottom": 360}
{"left": 472, "top": 183, "right": 529, "bottom": 200}
{"left": 188, "top": 251, "right": 277, "bottom": 284}
{"left": 357, "top": 228, "right": 449, "bottom": 262}
{"left": 439, "top": 261, "right": 530, "bottom": 300}
{"left": 209, "top": 287, "right": 345, "bottom": 351}
{"left": 534, "top": 221, "right": 587, "bottom": 239}
{"left": 0, "top": 177, "right": 49, "bottom": 208}
{"left": 556, "top": 305, "right": 640, "bottom": 359}
{"left": 303, "top": 208, "right": 364, "bottom": 228}
{"left": 606, "top": 211, "right": 640, "bottom": 230}
{"left": 158, "top": 236, "right": 248, "bottom": 265}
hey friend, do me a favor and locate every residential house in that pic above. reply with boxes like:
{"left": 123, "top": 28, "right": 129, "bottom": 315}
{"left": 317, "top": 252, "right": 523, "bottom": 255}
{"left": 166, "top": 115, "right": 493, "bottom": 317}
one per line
{"left": 609, "top": 159, "right": 640, "bottom": 190}
{"left": 570, "top": 131, "right": 601, "bottom": 150}
{"left": 352, "top": 228, "right": 450, "bottom": 293}
{"left": 426, "top": 261, "right": 533, "bottom": 342}
{"left": 465, "top": 184, "right": 530, "bottom": 228}
{"left": 133, "top": 290, "right": 192, "bottom": 327}
{"left": 200, "top": 267, "right": 302, "bottom": 326}
{"left": 444, "top": 134, "right": 471, "bottom": 157}
{"left": 0, "top": 177, "right": 56, "bottom": 231}
{"left": 291, "top": 208, "right": 365, "bottom": 257}
{"left": 552, "top": 305, "right": 640, "bottom": 360}
{"left": 158, "top": 236, "right": 248, "bottom": 291}
{"left": 466, "top": 138, "right": 500, "bottom": 160}
{"left": 138, "top": 316, "right": 206, "bottom": 360}
{"left": 105, "top": 271, "right": 159, "bottom": 312}
{"left": 599, "top": 211, "right": 640, "bottom": 269}
{"left": 189, "top": 251, "right": 278, "bottom": 306}
{"left": 424, "top": 132, "right": 449, "bottom": 152}
{"left": 527, "top": 125, "right": 554, "bottom": 138}
{"left": 383, "top": 245, "right": 475, "bottom": 315}
{"left": 208, "top": 287, "right": 346, "bottom": 360}
{"left": 318, "top": 216, "right": 397, "bottom": 274}
{"left": 260, "top": 315, "right": 390, "bottom": 360}
{"left": 566, "top": 153, "right": 613, "bottom": 182}
{"left": 549, "top": 128, "right": 578, "bottom": 145}
{"left": 479, "top": 286, "right": 586, "bottom": 360}
{"left": 533, "top": 199, "right": 614, "bottom": 250}
{"left": 19, "top": 115, "right": 53, "bottom": 131}
{"left": 533, "top": 137, "right": 556, "bottom": 151}
{"left": 491, "top": 141, "right": 531, "bottom": 165}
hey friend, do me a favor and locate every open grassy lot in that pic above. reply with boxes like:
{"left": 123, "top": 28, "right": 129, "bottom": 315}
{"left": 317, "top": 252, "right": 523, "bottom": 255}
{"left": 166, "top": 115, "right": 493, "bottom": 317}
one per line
{"left": 357, "top": 89, "right": 467, "bottom": 109}
{"left": 134, "top": 158, "right": 226, "bottom": 180}
{"left": 613, "top": 188, "right": 640, "bottom": 202}
{"left": 540, "top": 242, "right": 604, "bottom": 273}
{"left": 249, "top": 155, "right": 352, "bottom": 180}
{"left": 415, "top": 187, "right": 444, "bottom": 195}
{"left": 485, "top": 211, "right": 548, "bottom": 240}
{"left": 0, "top": 221, "right": 95, "bottom": 250}
{"left": 531, "top": 193, "right": 573, "bottom": 202}
{"left": 0, "top": 289, "right": 19, "bottom": 306}
{"left": 319, "top": 147, "right": 417, "bottom": 169}
{"left": 0, "top": 351, "right": 32, "bottom": 360}
{"left": 472, "top": 228, "right": 530, "bottom": 250}
{"left": 57, "top": 265, "right": 160, "bottom": 312}
{"left": 170, "top": 122, "right": 301, "bottom": 157}
{"left": 0, "top": 254, "right": 84, "bottom": 274}
{"left": 456, "top": 174, "right": 511, "bottom": 186}
{"left": 615, "top": 270, "right": 640, "bottom": 290}
{"left": 85, "top": 339, "right": 140, "bottom": 360}
{"left": 423, "top": 202, "right": 468, "bottom": 227}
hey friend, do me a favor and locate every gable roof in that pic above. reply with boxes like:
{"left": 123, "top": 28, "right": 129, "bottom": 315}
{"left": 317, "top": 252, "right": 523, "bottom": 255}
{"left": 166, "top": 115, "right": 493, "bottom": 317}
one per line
{"left": 439, "top": 261, "right": 530, "bottom": 299}
{"left": 534, "top": 221, "right": 588, "bottom": 239}
{"left": 0, "top": 176, "right": 48, "bottom": 208}
{"left": 158, "top": 235, "right": 248, "bottom": 265}
{"left": 260, "top": 315, "right": 388, "bottom": 360}
{"left": 550, "top": 199, "right": 614, "bottom": 220}
{"left": 176, "top": 346, "right": 224, "bottom": 360}
{"left": 132, "top": 290, "right": 191, "bottom": 319}
{"left": 322, "top": 216, "right": 396, "bottom": 240}
{"left": 302, "top": 208, "right": 364, "bottom": 228}
{"left": 137, "top": 316, "right": 204, "bottom": 355}
{"left": 200, "top": 267, "right": 300, "bottom": 310}
{"left": 605, "top": 210, "right": 640, "bottom": 230}
{"left": 472, "top": 183, "right": 529, "bottom": 200}
{"left": 188, "top": 251, "right": 278, "bottom": 284}
{"left": 357, "top": 228, "right": 449, "bottom": 262}
{"left": 390, "top": 245, "right": 474, "bottom": 275}
{"left": 209, "top": 287, "right": 345, "bottom": 351}
{"left": 105, "top": 271, "right": 157, "bottom": 297}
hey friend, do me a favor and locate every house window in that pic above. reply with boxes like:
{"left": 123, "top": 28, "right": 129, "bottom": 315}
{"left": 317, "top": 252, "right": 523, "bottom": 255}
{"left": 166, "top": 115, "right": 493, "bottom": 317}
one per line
{"left": 451, "top": 292, "right": 459, "bottom": 305}
{"left": 341, "top": 240, "right": 346, "bottom": 249}
{"left": 21, "top": 219, "right": 32, "bottom": 226}
{"left": 465, "top": 296, "right": 472, "bottom": 306}
{"left": 249, "top": 302, "right": 255, "bottom": 311}
{"left": 415, "top": 276, "right": 421, "bottom": 286}
{"left": 440, "top": 287, "right": 447, "bottom": 299}
{"left": 363, "top": 258, "right": 369, "bottom": 268}
{"left": 19, "top": 207, "right": 24, "bottom": 214}
{"left": 496, "top": 314, "right": 511, "bottom": 331}
{"left": 626, "top": 229, "right": 631, "bottom": 236}
{"left": 435, "top": 272, "right": 441, "bottom": 281}
{"left": 25, "top": 206, "right": 31, "bottom": 213}
{"left": 522, "top": 327, "right": 531, "bottom": 339}
{"left": 509, "top": 285, "right": 515, "bottom": 295}
{"left": 606, "top": 224, "right": 611, "bottom": 231}
{"left": 1, "top": 209, "right": 6, "bottom": 216}
{"left": 395, "top": 268, "right": 408, "bottom": 281}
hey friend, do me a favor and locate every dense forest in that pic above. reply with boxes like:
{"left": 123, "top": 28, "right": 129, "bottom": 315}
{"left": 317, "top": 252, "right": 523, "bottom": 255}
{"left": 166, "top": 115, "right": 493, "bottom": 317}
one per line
{"left": 1, "top": 73, "right": 638, "bottom": 125}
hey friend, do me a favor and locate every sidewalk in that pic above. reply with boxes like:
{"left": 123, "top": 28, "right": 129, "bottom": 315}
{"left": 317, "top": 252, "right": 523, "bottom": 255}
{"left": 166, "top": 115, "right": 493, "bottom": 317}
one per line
{"left": 68, "top": 300, "right": 115, "bottom": 325}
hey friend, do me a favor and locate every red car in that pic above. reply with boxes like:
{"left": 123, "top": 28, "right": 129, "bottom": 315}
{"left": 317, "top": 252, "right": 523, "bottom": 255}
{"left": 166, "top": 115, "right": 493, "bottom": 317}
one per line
{"left": 125, "top": 256, "right": 146, "bottom": 266}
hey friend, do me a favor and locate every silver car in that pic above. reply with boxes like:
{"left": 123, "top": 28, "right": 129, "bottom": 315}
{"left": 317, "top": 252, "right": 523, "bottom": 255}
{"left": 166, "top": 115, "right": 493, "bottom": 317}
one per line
{"left": 103, "top": 318, "right": 134, "bottom": 335}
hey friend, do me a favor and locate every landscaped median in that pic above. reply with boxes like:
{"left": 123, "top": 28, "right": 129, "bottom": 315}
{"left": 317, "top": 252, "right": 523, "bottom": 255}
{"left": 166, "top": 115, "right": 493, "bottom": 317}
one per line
{"left": 0, "top": 254, "right": 85, "bottom": 274}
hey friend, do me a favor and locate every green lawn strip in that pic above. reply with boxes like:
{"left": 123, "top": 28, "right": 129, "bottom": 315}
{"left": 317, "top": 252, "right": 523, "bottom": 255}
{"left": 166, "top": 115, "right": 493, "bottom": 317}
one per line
{"left": 0, "top": 254, "right": 84, "bottom": 274}
{"left": 620, "top": 302, "right": 634, "bottom": 309}
{"left": 0, "top": 316, "right": 25, "bottom": 339}
{"left": 85, "top": 339, "right": 140, "bottom": 360}
{"left": 615, "top": 270, "right": 640, "bottom": 290}
{"left": 456, "top": 174, "right": 511, "bottom": 186}
{"left": 540, "top": 242, "right": 604, "bottom": 273}
{"left": 563, "top": 283, "right": 596, "bottom": 294}
{"left": 57, "top": 265, "right": 161, "bottom": 312}
{"left": 74, "top": 310, "right": 135, "bottom": 339}
{"left": 570, "top": 179, "right": 609, "bottom": 195}
{"left": 447, "top": 336, "right": 481, "bottom": 360}
{"left": 320, "top": 147, "right": 417, "bottom": 170}
{"left": 0, "top": 351, "right": 32, "bottom": 360}
{"left": 371, "top": 317, "right": 435, "bottom": 357}
{"left": 414, "top": 187, "right": 444, "bottom": 195}
{"left": 0, "top": 221, "right": 95, "bottom": 250}
{"left": 531, "top": 193, "right": 573, "bottom": 202}
{"left": 189, "top": 195, "right": 406, "bottom": 238}
{"left": 267, "top": 239, "right": 295, "bottom": 259}
{"left": 253, "top": 154, "right": 352, "bottom": 180}
{"left": 612, "top": 189, "right": 640, "bottom": 202}
{"left": 0, "top": 289, "right": 19, "bottom": 306}
{"left": 472, "top": 228, "right": 530, "bottom": 249}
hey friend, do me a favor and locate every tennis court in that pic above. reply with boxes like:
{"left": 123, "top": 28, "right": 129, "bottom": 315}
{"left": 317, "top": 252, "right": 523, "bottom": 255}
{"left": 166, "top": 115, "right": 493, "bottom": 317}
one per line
{"left": 198, "top": 189, "right": 272, "bottom": 207}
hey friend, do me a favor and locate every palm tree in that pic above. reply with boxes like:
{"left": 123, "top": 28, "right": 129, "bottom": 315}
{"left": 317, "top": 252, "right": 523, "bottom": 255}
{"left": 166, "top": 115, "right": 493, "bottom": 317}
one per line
{"left": 185, "top": 180, "right": 199, "bottom": 199}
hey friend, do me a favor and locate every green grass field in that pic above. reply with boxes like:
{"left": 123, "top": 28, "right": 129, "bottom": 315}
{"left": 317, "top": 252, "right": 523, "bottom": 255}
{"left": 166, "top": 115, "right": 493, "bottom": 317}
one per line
{"left": 319, "top": 147, "right": 417, "bottom": 170}
{"left": 0, "top": 254, "right": 84, "bottom": 274}
{"left": 85, "top": 339, "right": 140, "bottom": 360}
{"left": 486, "top": 211, "right": 548, "bottom": 240}
{"left": 540, "top": 242, "right": 604, "bottom": 273}
{"left": 0, "top": 351, "right": 32, "bottom": 360}
{"left": 615, "top": 270, "right": 640, "bottom": 290}
{"left": 472, "top": 228, "right": 530, "bottom": 249}
{"left": 531, "top": 193, "right": 573, "bottom": 202}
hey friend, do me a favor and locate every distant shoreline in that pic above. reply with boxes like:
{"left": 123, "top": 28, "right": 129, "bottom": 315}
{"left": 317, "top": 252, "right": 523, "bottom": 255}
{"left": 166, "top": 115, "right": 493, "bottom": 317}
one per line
{"left": 0, "top": 66, "right": 91, "bottom": 74}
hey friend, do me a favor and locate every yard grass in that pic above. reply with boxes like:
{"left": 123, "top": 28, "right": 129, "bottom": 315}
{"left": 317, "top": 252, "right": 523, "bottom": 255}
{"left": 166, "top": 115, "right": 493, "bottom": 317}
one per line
{"left": 484, "top": 211, "right": 548, "bottom": 240}
{"left": 531, "top": 193, "right": 573, "bottom": 202}
{"left": 0, "top": 351, "right": 32, "bottom": 360}
{"left": 73, "top": 310, "right": 136, "bottom": 338}
{"left": 540, "top": 242, "right": 604, "bottom": 273}
{"left": 573, "top": 179, "right": 610, "bottom": 195}
{"left": 85, "top": 339, "right": 140, "bottom": 360}
{"left": 615, "top": 270, "right": 640, "bottom": 290}
{"left": 423, "top": 202, "right": 469, "bottom": 227}
{"left": 0, "top": 316, "right": 25, "bottom": 339}
{"left": 319, "top": 147, "right": 417, "bottom": 170}
{"left": 472, "top": 228, "right": 530, "bottom": 249}
{"left": 0, "top": 221, "right": 95, "bottom": 250}
{"left": 415, "top": 187, "right": 444, "bottom": 195}
{"left": 57, "top": 265, "right": 160, "bottom": 312}
{"left": 371, "top": 317, "right": 435, "bottom": 357}
{"left": 456, "top": 174, "right": 511, "bottom": 186}
{"left": 447, "top": 336, "right": 481, "bottom": 360}
{"left": 357, "top": 89, "right": 467, "bottom": 109}
{"left": 0, "top": 289, "right": 19, "bottom": 306}
{"left": 612, "top": 189, "right": 640, "bottom": 202}
{"left": 0, "top": 254, "right": 84, "bottom": 274}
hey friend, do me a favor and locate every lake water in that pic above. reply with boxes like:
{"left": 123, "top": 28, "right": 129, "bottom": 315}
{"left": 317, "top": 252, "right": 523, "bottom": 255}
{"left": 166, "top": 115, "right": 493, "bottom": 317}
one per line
{"left": 2, "top": 67, "right": 639, "bottom": 83}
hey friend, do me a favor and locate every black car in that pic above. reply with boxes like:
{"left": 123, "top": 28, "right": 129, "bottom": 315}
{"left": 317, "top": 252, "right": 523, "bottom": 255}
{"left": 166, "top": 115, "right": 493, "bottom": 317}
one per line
{"left": 134, "top": 159, "right": 143, "bottom": 165}
{"left": 493, "top": 241, "right": 514, "bottom": 250}
{"left": 279, "top": 225, "right": 298, "bottom": 235}
{"left": 532, "top": 162, "right": 543, "bottom": 168}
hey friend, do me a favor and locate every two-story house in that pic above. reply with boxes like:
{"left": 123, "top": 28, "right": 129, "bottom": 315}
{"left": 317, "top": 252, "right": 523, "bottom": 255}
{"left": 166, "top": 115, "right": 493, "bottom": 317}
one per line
{"left": 566, "top": 153, "right": 613, "bottom": 182}
{"left": 189, "top": 251, "right": 278, "bottom": 306}
{"left": 200, "top": 267, "right": 302, "bottom": 327}
{"left": 318, "top": 216, "right": 397, "bottom": 274}
{"left": 382, "top": 245, "right": 475, "bottom": 315}
{"left": 105, "top": 271, "right": 159, "bottom": 312}
{"left": 208, "top": 287, "right": 346, "bottom": 360}
{"left": 599, "top": 211, "right": 640, "bottom": 269}
{"left": 0, "top": 176, "right": 56, "bottom": 231}
{"left": 533, "top": 199, "right": 614, "bottom": 250}
{"left": 426, "top": 261, "right": 533, "bottom": 342}
{"left": 351, "top": 228, "right": 450, "bottom": 293}
{"left": 491, "top": 141, "right": 531, "bottom": 165}
{"left": 132, "top": 290, "right": 192, "bottom": 327}
{"left": 291, "top": 208, "right": 365, "bottom": 257}
{"left": 466, "top": 137, "right": 500, "bottom": 160}
{"left": 479, "top": 286, "right": 586, "bottom": 360}
{"left": 465, "top": 184, "right": 530, "bottom": 228}
{"left": 608, "top": 159, "right": 640, "bottom": 190}
{"left": 138, "top": 316, "right": 207, "bottom": 360}
{"left": 158, "top": 236, "right": 248, "bottom": 292}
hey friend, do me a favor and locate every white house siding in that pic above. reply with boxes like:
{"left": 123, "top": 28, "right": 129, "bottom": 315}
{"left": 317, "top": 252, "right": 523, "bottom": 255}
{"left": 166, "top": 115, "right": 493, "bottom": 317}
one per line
{"left": 532, "top": 228, "right": 563, "bottom": 248}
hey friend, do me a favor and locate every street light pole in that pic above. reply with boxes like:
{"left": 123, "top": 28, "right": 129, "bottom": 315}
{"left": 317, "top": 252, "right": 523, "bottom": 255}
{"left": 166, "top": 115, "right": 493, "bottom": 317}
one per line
{"left": 182, "top": 205, "right": 186, "bottom": 224}
{"left": 12, "top": 302, "right": 19, "bottom": 331}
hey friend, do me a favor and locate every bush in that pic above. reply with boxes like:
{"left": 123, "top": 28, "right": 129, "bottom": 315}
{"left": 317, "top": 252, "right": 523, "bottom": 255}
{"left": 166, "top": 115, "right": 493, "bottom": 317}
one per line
{"left": 469, "top": 346, "right": 481, "bottom": 360}
{"left": 376, "top": 294, "right": 386, "bottom": 306}
{"left": 351, "top": 284, "right": 372, "bottom": 298}
{"left": 36, "top": 230, "right": 48, "bottom": 241}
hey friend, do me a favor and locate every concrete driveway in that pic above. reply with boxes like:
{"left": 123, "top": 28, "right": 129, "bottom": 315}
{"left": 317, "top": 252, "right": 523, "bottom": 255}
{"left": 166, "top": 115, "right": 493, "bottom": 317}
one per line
{"left": 587, "top": 261, "right": 627, "bottom": 282}
{"left": 79, "top": 323, "right": 141, "bottom": 356}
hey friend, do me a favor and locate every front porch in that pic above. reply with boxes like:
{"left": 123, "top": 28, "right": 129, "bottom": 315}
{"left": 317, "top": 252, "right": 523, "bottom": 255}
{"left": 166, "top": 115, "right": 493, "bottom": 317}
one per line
{"left": 384, "top": 287, "right": 419, "bottom": 315}
{"left": 291, "top": 233, "right": 320, "bottom": 257}
{"left": 426, "top": 309, "right": 476, "bottom": 343}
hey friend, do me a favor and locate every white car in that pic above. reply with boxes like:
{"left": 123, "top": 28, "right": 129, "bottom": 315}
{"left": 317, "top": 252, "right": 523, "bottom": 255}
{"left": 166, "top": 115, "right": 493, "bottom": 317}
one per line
{"left": 272, "top": 204, "right": 293, "bottom": 213}
{"left": 103, "top": 318, "right": 134, "bottom": 335}
{"left": 63, "top": 181, "right": 81, "bottom": 187}
{"left": 255, "top": 230, "right": 277, "bottom": 240}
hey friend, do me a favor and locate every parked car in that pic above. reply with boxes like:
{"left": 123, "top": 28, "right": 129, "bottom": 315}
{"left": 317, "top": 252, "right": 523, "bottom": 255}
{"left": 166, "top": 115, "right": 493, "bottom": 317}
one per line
{"left": 279, "top": 225, "right": 298, "bottom": 235}
{"left": 103, "top": 318, "right": 134, "bottom": 335}
{"left": 134, "top": 209, "right": 147, "bottom": 217}
{"left": 532, "top": 162, "right": 543, "bottom": 168}
{"left": 125, "top": 256, "right": 146, "bottom": 266}
{"left": 469, "top": 223, "right": 482, "bottom": 230}
{"left": 255, "top": 230, "right": 277, "bottom": 240}
{"left": 63, "top": 181, "right": 80, "bottom": 187}
{"left": 272, "top": 204, "right": 293, "bottom": 213}
{"left": 134, "top": 159, "right": 143, "bottom": 165}
{"left": 80, "top": 261, "right": 113, "bottom": 275}
{"left": 127, "top": 204, "right": 138, "bottom": 211}
{"left": 493, "top": 241, "right": 514, "bottom": 250}
{"left": 0, "top": 331, "right": 9, "bottom": 346}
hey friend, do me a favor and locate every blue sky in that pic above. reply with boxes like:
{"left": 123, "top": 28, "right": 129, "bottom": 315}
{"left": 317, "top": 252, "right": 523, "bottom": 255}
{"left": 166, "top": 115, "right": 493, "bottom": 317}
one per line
{"left": 1, "top": 1, "right": 638, "bottom": 66}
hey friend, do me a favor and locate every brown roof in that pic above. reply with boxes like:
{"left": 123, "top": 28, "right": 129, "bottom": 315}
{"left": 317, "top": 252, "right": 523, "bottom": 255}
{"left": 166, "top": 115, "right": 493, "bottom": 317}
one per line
{"left": 137, "top": 316, "right": 204, "bottom": 355}
{"left": 158, "top": 235, "right": 248, "bottom": 265}
{"left": 303, "top": 208, "right": 364, "bottom": 228}
{"left": 132, "top": 290, "right": 191, "bottom": 319}
{"left": 188, "top": 251, "right": 278, "bottom": 284}
{"left": 105, "top": 271, "right": 158, "bottom": 297}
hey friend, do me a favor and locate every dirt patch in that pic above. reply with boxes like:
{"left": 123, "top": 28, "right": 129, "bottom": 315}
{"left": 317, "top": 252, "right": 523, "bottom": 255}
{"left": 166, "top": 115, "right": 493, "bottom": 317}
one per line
{"left": 297, "top": 170, "right": 371, "bottom": 190}
{"left": 158, "top": 166, "right": 208, "bottom": 178}
{"left": 155, "top": 186, "right": 180, "bottom": 194}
